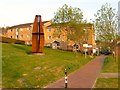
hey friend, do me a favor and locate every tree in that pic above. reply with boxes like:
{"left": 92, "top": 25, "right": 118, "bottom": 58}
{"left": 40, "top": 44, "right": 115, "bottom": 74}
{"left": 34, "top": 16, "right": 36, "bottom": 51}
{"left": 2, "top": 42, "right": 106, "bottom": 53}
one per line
{"left": 94, "top": 3, "right": 118, "bottom": 49}
{"left": 52, "top": 4, "right": 85, "bottom": 47}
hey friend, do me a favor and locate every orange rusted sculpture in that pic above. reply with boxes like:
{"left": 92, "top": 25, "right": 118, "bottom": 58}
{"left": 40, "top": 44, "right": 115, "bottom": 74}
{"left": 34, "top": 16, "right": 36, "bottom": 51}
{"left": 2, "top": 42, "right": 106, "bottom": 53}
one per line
{"left": 32, "top": 15, "right": 44, "bottom": 53}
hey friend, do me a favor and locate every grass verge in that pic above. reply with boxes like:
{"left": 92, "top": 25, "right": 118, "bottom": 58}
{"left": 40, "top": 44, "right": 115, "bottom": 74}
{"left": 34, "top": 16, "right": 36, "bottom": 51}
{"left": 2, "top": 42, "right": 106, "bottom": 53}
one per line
{"left": 101, "top": 55, "right": 118, "bottom": 73}
{"left": 2, "top": 43, "right": 94, "bottom": 88}
{"left": 94, "top": 55, "right": 119, "bottom": 89}
{"left": 94, "top": 78, "right": 118, "bottom": 88}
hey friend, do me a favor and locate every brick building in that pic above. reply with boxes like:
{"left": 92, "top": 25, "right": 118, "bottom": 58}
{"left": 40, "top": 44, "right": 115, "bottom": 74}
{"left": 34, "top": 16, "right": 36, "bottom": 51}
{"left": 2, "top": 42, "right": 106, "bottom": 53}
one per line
{"left": 6, "top": 21, "right": 95, "bottom": 51}
{"left": 0, "top": 27, "right": 7, "bottom": 37}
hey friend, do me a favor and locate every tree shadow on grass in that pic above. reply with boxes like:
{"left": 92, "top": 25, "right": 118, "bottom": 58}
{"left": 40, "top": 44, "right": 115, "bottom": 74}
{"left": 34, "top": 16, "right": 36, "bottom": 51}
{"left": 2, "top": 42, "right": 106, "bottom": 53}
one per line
{"left": 11, "top": 44, "right": 32, "bottom": 54}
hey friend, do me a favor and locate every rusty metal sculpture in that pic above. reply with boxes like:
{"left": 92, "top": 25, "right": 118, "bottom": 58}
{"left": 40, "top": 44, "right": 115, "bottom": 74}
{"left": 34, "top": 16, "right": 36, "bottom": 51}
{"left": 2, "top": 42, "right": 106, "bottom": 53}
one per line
{"left": 32, "top": 15, "right": 44, "bottom": 54}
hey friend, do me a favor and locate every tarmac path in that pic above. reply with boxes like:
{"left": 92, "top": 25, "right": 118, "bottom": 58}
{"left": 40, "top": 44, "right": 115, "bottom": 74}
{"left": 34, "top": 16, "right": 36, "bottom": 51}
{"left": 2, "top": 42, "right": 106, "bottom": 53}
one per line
{"left": 45, "top": 55, "right": 106, "bottom": 88}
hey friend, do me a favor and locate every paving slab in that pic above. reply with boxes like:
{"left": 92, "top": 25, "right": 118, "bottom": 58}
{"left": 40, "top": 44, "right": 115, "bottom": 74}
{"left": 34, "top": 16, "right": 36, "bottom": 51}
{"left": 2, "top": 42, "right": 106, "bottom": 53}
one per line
{"left": 99, "top": 73, "right": 120, "bottom": 78}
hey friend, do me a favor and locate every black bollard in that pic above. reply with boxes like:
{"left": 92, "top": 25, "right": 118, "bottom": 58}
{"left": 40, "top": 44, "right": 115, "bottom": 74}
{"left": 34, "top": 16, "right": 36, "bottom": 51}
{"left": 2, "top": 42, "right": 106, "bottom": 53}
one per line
{"left": 64, "top": 69, "right": 68, "bottom": 88}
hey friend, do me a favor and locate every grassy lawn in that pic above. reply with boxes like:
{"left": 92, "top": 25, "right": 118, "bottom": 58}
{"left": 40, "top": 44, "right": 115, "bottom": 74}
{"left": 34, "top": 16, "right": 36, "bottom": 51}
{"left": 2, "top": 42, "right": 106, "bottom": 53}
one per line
{"left": 2, "top": 43, "right": 94, "bottom": 88}
{"left": 95, "top": 78, "right": 118, "bottom": 88}
{"left": 94, "top": 55, "right": 119, "bottom": 89}
{"left": 101, "top": 55, "right": 119, "bottom": 73}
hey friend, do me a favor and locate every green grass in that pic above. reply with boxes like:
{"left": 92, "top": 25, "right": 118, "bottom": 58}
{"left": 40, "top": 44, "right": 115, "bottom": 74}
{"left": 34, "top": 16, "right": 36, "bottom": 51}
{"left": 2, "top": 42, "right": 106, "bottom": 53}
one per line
{"left": 94, "top": 55, "right": 119, "bottom": 89}
{"left": 2, "top": 43, "right": 94, "bottom": 88}
{"left": 101, "top": 55, "right": 119, "bottom": 73}
{"left": 95, "top": 78, "right": 119, "bottom": 88}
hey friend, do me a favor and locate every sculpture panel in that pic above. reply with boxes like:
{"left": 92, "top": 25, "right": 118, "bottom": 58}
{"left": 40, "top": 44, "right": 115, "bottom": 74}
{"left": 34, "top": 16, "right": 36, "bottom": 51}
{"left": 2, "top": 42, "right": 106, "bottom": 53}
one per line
{"left": 32, "top": 15, "right": 44, "bottom": 53}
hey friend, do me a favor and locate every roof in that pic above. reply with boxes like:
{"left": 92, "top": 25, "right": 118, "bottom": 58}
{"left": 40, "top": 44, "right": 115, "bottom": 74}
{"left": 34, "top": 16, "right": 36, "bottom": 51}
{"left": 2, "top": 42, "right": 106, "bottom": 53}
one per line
{"left": 9, "top": 21, "right": 93, "bottom": 29}
{"left": 9, "top": 20, "right": 50, "bottom": 29}
{"left": 10, "top": 23, "right": 32, "bottom": 29}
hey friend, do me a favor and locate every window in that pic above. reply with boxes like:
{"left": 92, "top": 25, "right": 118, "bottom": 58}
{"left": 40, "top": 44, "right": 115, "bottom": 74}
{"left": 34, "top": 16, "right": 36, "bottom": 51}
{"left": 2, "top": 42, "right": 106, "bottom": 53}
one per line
{"left": 20, "top": 35, "right": 23, "bottom": 38}
{"left": 47, "top": 29, "right": 51, "bottom": 32}
{"left": 27, "top": 27, "right": 31, "bottom": 30}
{"left": 16, "top": 28, "right": 18, "bottom": 32}
{"left": 48, "top": 36, "right": 51, "bottom": 40}
{"left": 57, "top": 35, "right": 60, "bottom": 39}
{"left": 16, "top": 28, "right": 19, "bottom": 35}
{"left": 27, "top": 35, "right": 29, "bottom": 38}
{"left": 20, "top": 28, "right": 23, "bottom": 31}
{"left": 16, "top": 35, "right": 19, "bottom": 39}
{"left": 10, "top": 29, "right": 12, "bottom": 32}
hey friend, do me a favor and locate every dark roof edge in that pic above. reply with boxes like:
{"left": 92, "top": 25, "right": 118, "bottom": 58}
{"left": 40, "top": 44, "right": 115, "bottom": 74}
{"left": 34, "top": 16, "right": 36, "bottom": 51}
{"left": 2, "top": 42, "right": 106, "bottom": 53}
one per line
{"left": 10, "top": 20, "right": 50, "bottom": 28}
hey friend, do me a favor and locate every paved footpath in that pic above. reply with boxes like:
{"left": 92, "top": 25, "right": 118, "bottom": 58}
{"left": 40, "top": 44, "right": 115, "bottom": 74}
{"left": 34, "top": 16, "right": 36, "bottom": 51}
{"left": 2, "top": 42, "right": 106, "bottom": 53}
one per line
{"left": 45, "top": 55, "right": 106, "bottom": 88}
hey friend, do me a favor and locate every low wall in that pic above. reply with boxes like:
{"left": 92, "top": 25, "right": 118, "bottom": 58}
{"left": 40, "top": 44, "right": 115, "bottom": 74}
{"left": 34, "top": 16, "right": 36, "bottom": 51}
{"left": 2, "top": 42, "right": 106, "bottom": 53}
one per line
{"left": 0, "top": 36, "right": 25, "bottom": 45}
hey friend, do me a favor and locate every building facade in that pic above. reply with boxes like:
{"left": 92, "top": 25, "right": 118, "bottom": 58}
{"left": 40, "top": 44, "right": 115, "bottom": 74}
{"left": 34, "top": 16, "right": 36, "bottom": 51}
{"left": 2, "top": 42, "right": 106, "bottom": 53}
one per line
{"left": 6, "top": 21, "right": 95, "bottom": 51}
{"left": 0, "top": 27, "right": 7, "bottom": 37}
{"left": 6, "top": 23, "right": 32, "bottom": 45}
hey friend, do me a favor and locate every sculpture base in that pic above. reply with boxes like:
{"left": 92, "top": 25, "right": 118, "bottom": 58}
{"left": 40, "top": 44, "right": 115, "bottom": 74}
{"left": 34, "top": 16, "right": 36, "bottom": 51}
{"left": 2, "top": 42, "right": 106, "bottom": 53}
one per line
{"left": 32, "top": 53, "right": 45, "bottom": 56}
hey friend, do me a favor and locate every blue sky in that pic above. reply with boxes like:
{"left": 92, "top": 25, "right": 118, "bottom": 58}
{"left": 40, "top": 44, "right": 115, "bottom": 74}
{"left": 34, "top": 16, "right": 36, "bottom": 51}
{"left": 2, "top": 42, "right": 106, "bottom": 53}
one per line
{"left": 0, "top": 0, "right": 119, "bottom": 27}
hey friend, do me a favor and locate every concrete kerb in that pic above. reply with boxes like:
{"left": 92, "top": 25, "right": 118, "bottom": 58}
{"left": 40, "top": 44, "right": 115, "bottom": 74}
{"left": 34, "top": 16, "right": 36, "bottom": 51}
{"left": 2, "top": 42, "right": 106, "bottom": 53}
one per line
{"left": 92, "top": 77, "right": 98, "bottom": 88}
{"left": 91, "top": 73, "right": 119, "bottom": 88}
{"left": 43, "top": 76, "right": 65, "bottom": 88}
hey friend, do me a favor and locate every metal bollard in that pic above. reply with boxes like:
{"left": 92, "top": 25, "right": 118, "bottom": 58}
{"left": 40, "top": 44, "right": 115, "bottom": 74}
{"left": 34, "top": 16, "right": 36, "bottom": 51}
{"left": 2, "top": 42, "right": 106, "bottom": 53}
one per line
{"left": 64, "top": 69, "right": 68, "bottom": 88}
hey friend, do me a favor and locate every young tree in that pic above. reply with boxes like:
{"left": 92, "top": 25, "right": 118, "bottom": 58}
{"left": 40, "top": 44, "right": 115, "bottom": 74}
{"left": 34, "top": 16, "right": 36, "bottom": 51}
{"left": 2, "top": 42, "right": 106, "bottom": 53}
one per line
{"left": 52, "top": 4, "right": 85, "bottom": 48}
{"left": 94, "top": 3, "right": 118, "bottom": 49}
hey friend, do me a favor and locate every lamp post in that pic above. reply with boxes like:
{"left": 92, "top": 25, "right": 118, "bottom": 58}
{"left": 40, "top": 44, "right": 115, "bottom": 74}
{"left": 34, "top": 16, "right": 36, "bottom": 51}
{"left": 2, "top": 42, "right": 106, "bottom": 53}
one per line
{"left": 83, "top": 44, "right": 88, "bottom": 58}
{"left": 83, "top": 27, "right": 88, "bottom": 58}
